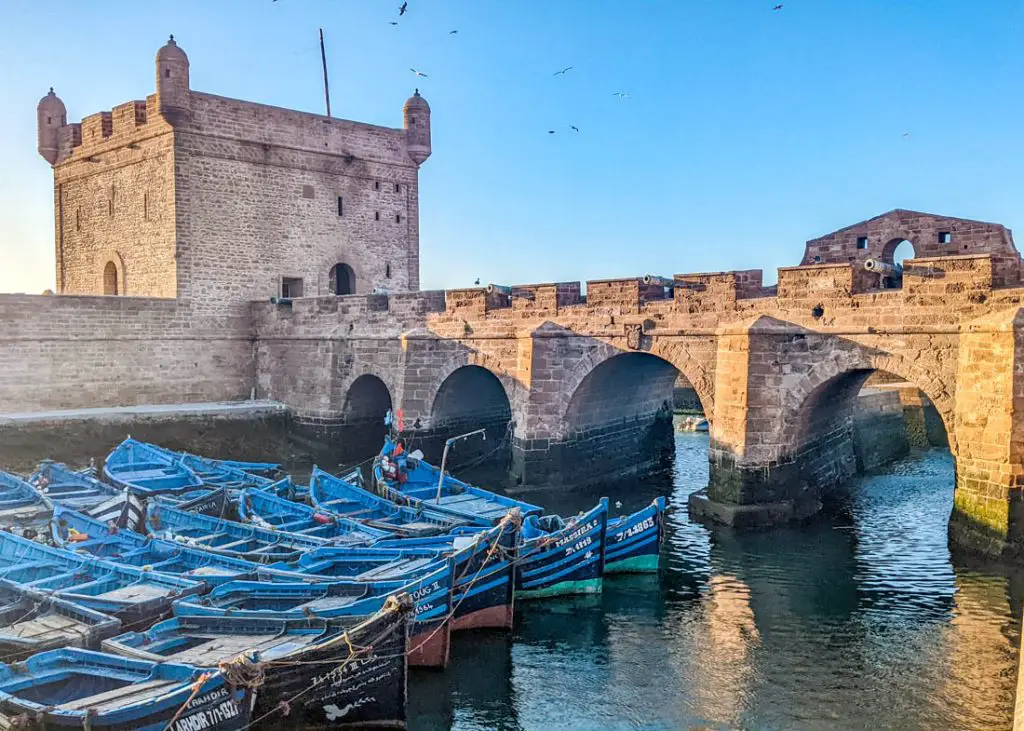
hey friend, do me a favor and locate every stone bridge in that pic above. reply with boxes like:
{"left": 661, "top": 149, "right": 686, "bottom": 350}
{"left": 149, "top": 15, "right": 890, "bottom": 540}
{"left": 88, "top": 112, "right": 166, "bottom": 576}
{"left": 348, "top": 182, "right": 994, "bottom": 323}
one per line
{"left": 253, "top": 210, "right": 1024, "bottom": 559}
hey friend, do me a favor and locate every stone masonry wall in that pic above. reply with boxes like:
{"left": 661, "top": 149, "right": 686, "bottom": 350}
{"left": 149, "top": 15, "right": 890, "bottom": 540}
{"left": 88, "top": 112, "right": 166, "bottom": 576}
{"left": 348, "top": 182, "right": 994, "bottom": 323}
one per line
{"left": 174, "top": 93, "right": 421, "bottom": 316}
{"left": 53, "top": 102, "right": 177, "bottom": 298}
{"left": 0, "top": 294, "right": 252, "bottom": 412}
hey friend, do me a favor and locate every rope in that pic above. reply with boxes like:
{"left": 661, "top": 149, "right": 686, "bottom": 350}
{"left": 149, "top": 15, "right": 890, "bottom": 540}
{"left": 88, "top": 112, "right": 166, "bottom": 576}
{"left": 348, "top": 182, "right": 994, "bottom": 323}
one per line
{"left": 218, "top": 654, "right": 265, "bottom": 690}
{"left": 161, "top": 672, "right": 213, "bottom": 731}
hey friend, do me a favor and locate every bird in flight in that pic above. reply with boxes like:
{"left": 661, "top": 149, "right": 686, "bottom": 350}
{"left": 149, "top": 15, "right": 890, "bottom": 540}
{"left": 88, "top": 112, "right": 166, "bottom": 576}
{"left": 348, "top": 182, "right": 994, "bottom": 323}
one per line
{"left": 553, "top": 66, "right": 573, "bottom": 76}
{"left": 570, "top": 125, "right": 580, "bottom": 132}
{"left": 903, "top": 132, "right": 911, "bottom": 138}
{"left": 612, "top": 91, "right": 631, "bottom": 99}
{"left": 410, "top": 68, "right": 428, "bottom": 78}
{"left": 449, "top": 29, "right": 458, "bottom": 34}
{"left": 547, "top": 130, "right": 556, "bottom": 134}
{"left": 389, "top": 21, "right": 398, "bottom": 25}
{"left": 773, "top": 4, "right": 783, "bottom": 9}
{"left": 399, "top": 1, "right": 408, "bottom": 15}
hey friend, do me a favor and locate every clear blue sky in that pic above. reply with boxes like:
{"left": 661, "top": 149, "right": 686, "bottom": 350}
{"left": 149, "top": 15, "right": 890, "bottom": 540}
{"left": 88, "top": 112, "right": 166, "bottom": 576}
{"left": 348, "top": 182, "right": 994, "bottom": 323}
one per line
{"left": 2, "top": 0, "right": 1022, "bottom": 293}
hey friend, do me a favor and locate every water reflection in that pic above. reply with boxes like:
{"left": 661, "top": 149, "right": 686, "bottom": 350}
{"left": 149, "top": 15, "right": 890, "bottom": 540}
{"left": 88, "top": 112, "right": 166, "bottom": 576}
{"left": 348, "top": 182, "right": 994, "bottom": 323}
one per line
{"left": 408, "top": 437, "right": 1022, "bottom": 731}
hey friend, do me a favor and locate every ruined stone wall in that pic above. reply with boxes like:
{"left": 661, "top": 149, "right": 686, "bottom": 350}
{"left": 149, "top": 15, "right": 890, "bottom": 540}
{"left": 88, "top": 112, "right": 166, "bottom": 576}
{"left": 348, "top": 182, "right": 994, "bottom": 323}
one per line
{"left": 0, "top": 294, "right": 252, "bottom": 412}
{"left": 174, "top": 93, "right": 421, "bottom": 316}
{"left": 52, "top": 99, "right": 177, "bottom": 297}
{"left": 802, "top": 209, "right": 1017, "bottom": 267}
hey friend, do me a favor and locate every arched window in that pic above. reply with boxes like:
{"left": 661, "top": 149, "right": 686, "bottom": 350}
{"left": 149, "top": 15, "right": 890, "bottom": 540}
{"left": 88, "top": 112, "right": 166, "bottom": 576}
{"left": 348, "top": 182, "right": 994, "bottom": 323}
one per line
{"left": 103, "top": 261, "right": 119, "bottom": 296}
{"left": 329, "top": 263, "right": 356, "bottom": 295}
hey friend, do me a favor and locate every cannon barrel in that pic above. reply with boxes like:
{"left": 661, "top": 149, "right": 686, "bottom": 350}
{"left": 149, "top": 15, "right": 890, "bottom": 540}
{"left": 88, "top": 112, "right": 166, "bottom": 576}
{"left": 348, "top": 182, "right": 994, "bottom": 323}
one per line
{"left": 863, "top": 259, "right": 903, "bottom": 276}
{"left": 486, "top": 283, "right": 512, "bottom": 295}
{"left": 642, "top": 275, "right": 676, "bottom": 287}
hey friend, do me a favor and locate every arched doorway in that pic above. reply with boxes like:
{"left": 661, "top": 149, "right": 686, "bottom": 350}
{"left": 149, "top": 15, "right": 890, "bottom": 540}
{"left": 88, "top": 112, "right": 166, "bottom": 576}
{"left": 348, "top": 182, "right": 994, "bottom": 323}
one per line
{"left": 561, "top": 352, "right": 682, "bottom": 486}
{"left": 341, "top": 374, "right": 392, "bottom": 462}
{"left": 329, "top": 263, "right": 356, "bottom": 295}
{"left": 428, "top": 365, "right": 512, "bottom": 470}
{"left": 103, "top": 261, "right": 119, "bottom": 296}
{"left": 882, "top": 238, "right": 916, "bottom": 268}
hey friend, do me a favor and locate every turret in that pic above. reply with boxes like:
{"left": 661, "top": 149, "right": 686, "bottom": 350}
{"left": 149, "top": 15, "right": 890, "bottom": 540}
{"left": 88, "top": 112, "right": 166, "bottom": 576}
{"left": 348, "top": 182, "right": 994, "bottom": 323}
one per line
{"left": 37, "top": 88, "right": 66, "bottom": 165}
{"left": 404, "top": 89, "right": 431, "bottom": 166}
{"left": 156, "top": 35, "right": 190, "bottom": 123}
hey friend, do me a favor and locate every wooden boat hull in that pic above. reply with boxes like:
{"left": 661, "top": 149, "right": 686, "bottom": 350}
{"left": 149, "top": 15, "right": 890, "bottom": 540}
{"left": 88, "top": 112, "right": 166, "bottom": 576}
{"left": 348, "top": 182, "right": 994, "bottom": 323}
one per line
{"left": 104, "top": 608, "right": 410, "bottom": 730}
{"left": 0, "top": 649, "right": 251, "bottom": 731}
{"left": 252, "top": 611, "right": 408, "bottom": 727}
{"left": 515, "top": 499, "right": 608, "bottom": 600}
{"left": 604, "top": 497, "right": 666, "bottom": 574}
{"left": 0, "top": 579, "right": 121, "bottom": 661}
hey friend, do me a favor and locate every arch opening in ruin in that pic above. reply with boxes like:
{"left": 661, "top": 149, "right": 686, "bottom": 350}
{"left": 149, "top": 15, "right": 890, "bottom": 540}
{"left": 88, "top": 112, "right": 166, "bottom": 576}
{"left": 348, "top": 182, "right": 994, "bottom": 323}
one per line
{"left": 329, "top": 263, "right": 356, "bottom": 296}
{"left": 102, "top": 261, "right": 119, "bottom": 296}
{"left": 341, "top": 374, "right": 393, "bottom": 459}
{"left": 560, "top": 351, "right": 685, "bottom": 485}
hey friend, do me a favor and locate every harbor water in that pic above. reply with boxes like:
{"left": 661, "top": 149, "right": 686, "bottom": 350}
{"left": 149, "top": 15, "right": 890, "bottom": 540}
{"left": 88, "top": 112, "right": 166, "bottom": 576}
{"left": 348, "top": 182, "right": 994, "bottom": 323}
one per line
{"left": 408, "top": 433, "right": 1022, "bottom": 730}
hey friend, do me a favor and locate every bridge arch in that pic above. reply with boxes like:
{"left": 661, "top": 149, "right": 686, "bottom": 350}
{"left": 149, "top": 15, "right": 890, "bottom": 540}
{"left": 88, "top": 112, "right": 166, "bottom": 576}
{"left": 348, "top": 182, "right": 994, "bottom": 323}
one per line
{"left": 342, "top": 373, "right": 393, "bottom": 427}
{"left": 556, "top": 339, "right": 713, "bottom": 442}
{"left": 778, "top": 350, "right": 955, "bottom": 453}
{"left": 429, "top": 364, "right": 514, "bottom": 440}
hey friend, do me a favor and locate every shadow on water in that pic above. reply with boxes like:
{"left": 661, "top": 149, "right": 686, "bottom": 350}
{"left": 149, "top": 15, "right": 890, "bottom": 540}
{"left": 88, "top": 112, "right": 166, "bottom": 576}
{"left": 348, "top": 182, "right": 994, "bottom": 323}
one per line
{"left": 407, "top": 434, "right": 1024, "bottom": 731}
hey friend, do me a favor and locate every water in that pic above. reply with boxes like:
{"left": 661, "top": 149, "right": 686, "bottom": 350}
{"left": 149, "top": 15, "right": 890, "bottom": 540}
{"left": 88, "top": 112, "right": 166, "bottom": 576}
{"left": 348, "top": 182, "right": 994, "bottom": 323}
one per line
{"left": 407, "top": 434, "right": 1023, "bottom": 730}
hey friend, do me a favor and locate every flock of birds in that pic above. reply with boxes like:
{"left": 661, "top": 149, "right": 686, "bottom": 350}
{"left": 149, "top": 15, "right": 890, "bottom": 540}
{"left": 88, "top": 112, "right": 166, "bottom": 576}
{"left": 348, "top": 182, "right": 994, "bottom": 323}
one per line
{"left": 279, "top": 1, "right": 913, "bottom": 140}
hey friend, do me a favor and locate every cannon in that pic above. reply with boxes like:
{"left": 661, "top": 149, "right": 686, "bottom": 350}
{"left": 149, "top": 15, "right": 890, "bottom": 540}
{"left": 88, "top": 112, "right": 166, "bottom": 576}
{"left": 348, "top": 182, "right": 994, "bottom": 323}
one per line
{"left": 642, "top": 275, "right": 676, "bottom": 287}
{"left": 863, "top": 259, "right": 903, "bottom": 277}
{"left": 485, "top": 283, "right": 512, "bottom": 295}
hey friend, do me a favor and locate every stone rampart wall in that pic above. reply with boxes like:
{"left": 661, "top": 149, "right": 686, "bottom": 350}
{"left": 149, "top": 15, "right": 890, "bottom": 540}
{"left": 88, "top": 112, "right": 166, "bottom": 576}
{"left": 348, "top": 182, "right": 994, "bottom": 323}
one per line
{"left": 0, "top": 294, "right": 252, "bottom": 413}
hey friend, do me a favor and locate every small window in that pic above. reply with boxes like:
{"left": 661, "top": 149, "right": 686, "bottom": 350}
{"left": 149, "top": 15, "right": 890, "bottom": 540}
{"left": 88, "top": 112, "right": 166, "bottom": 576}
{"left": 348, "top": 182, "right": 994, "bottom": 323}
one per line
{"left": 337, "top": 196, "right": 344, "bottom": 216}
{"left": 396, "top": 213, "right": 401, "bottom": 223}
{"left": 47, "top": 117, "right": 51, "bottom": 124}
{"left": 856, "top": 236, "right": 868, "bottom": 250}
{"left": 386, "top": 262, "right": 392, "bottom": 278}
{"left": 164, "top": 69, "right": 170, "bottom": 78}
{"left": 395, "top": 183, "right": 400, "bottom": 193}
{"left": 375, "top": 211, "right": 380, "bottom": 221}
{"left": 302, "top": 185, "right": 314, "bottom": 199}
{"left": 813, "top": 255, "right": 822, "bottom": 263}
{"left": 108, "top": 199, "right": 114, "bottom": 217}
{"left": 281, "top": 277, "right": 304, "bottom": 298}
{"left": 75, "top": 208, "right": 81, "bottom": 231}
{"left": 938, "top": 231, "right": 952, "bottom": 244}
{"left": 374, "top": 181, "right": 380, "bottom": 190}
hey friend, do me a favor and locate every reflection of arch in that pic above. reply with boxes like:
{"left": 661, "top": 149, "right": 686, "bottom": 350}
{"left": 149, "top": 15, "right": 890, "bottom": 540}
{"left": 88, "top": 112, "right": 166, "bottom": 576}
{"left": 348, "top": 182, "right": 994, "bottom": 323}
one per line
{"left": 431, "top": 365, "right": 513, "bottom": 432}
{"left": 329, "top": 263, "right": 356, "bottom": 295}
{"left": 779, "top": 349, "right": 954, "bottom": 454}
{"left": 343, "top": 374, "right": 392, "bottom": 424}
{"left": 99, "top": 251, "right": 125, "bottom": 296}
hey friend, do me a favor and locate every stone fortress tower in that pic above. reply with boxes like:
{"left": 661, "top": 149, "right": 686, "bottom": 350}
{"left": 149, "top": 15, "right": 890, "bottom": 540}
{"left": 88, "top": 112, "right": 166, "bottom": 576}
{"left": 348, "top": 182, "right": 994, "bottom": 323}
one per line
{"left": 37, "top": 36, "right": 431, "bottom": 312}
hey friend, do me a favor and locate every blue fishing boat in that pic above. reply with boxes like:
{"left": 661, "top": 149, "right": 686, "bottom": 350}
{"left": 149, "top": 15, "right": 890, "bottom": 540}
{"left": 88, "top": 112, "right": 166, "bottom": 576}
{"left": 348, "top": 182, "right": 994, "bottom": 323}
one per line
{"left": 238, "top": 485, "right": 391, "bottom": 543}
{"left": 374, "top": 437, "right": 542, "bottom": 524}
{"left": 146, "top": 499, "right": 334, "bottom": 563}
{"left": 0, "top": 469, "right": 51, "bottom": 532}
{"left": 144, "top": 442, "right": 281, "bottom": 478}
{"left": 0, "top": 648, "right": 251, "bottom": 730}
{"left": 376, "top": 519, "right": 518, "bottom": 632}
{"left": 141, "top": 441, "right": 277, "bottom": 490}
{"left": 0, "top": 578, "right": 121, "bottom": 660}
{"left": 605, "top": 496, "right": 667, "bottom": 573}
{"left": 174, "top": 561, "right": 456, "bottom": 668}
{"left": 51, "top": 506, "right": 318, "bottom": 589}
{"left": 103, "top": 600, "right": 411, "bottom": 728}
{"left": 310, "top": 466, "right": 472, "bottom": 536}
{"left": 32, "top": 461, "right": 145, "bottom": 531}
{"left": 104, "top": 439, "right": 206, "bottom": 496}
{"left": 0, "top": 531, "right": 203, "bottom": 625}
{"left": 515, "top": 498, "right": 609, "bottom": 599}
